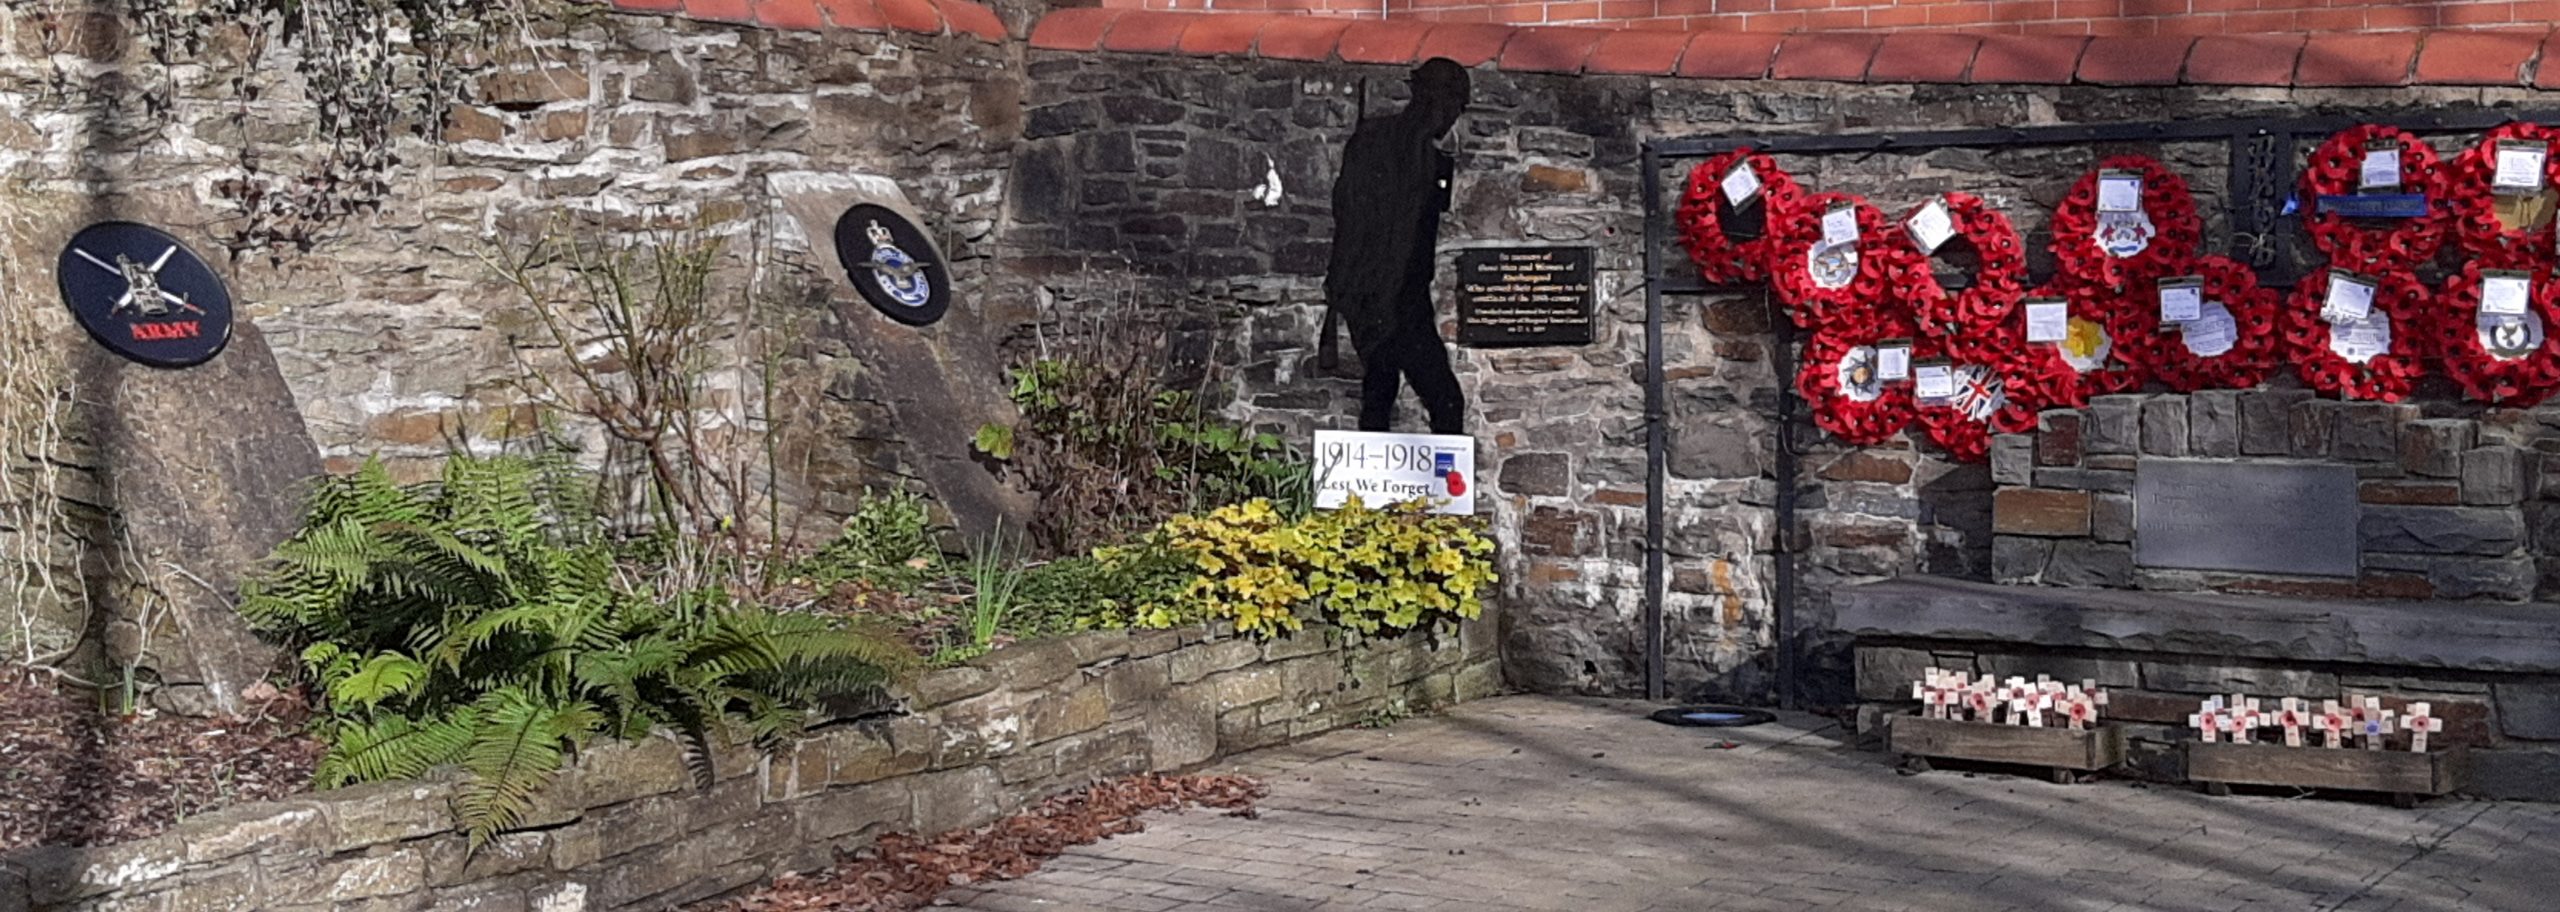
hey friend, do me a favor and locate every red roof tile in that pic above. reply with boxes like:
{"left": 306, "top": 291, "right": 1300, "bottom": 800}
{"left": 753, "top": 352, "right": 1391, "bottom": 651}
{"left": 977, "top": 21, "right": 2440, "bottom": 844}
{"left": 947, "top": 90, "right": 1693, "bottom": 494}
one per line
{"left": 1501, "top": 27, "right": 1608, "bottom": 75}
{"left": 873, "top": 0, "right": 943, "bottom": 34}
{"left": 1770, "top": 33, "right": 1883, "bottom": 82}
{"left": 2414, "top": 31, "right": 2541, "bottom": 86}
{"left": 1258, "top": 17, "right": 1351, "bottom": 62}
{"left": 2076, "top": 36, "right": 2193, "bottom": 86}
{"left": 1586, "top": 28, "right": 1691, "bottom": 77}
{"left": 2297, "top": 33, "right": 2421, "bottom": 87}
{"left": 1416, "top": 24, "right": 1518, "bottom": 68}
{"left": 1338, "top": 20, "right": 1434, "bottom": 66}
{"left": 1177, "top": 14, "right": 1265, "bottom": 56}
{"left": 816, "top": 0, "right": 886, "bottom": 31}
{"left": 940, "top": 1, "right": 1007, "bottom": 42}
{"left": 2184, "top": 34, "right": 2304, "bottom": 87}
{"left": 1029, "top": 7, "right": 1119, "bottom": 51}
{"left": 752, "top": 0, "right": 824, "bottom": 30}
{"left": 1099, "top": 10, "right": 1191, "bottom": 54}
{"left": 1676, "top": 32, "right": 1780, "bottom": 79}
{"left": 1867, "top": 32, "right": 1979, "bottom": 83}
{"left": 1969, "top": 34, "right": 2086, "bottom": 85}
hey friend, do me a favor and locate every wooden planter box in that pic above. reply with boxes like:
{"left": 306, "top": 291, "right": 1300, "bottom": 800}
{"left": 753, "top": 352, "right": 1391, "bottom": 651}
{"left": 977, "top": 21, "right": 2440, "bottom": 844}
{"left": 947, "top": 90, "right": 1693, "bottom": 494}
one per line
{"left": 1888, "top": 714, "right": 2126, "bottom": 783}
{"left": 2186, "top": 741, "right": 2467, "bottom": 807}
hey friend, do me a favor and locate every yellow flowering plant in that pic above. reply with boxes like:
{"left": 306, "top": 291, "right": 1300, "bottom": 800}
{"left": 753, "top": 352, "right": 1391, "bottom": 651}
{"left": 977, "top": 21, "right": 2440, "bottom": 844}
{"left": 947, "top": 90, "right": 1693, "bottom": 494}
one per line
{"left": 1086, "top": 496, "right": 1496, "bottom": 640}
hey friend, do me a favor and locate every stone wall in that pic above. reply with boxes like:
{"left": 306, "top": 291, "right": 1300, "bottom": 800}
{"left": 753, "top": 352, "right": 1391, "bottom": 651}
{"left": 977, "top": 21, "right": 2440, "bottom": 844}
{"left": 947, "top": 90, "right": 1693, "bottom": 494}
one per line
{"left": 1992, "top": 392, "right": 2550, "bottom": 601}
{"left": 0, "top": 5, "right": 1026, "bottom": 665}
{"left": 0, "top": 622, "right": 1502, "bottom": 912}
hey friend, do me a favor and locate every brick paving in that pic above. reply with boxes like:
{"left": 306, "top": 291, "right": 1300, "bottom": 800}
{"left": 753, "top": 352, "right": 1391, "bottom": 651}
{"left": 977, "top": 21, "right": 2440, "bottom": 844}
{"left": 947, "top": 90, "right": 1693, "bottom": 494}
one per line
{"left": 941, "top": 695, "right": 2560, "bottom": 911}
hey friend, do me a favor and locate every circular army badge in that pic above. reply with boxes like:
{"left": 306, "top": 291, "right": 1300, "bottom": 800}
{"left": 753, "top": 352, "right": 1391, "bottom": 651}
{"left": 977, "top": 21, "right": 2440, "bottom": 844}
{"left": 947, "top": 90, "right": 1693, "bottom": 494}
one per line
{"left": 833, "top": 203, "right": 949, "bottom": 327}
{"left": 56, "top": 221, "right": 233, "bottom": 368}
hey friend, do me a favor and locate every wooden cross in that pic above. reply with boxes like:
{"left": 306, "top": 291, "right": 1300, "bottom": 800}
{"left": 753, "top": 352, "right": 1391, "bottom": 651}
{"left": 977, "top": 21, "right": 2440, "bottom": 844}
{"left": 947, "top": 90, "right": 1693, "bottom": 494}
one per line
{"left": 2190, "top": 698, "right": 2221, "bottom": 744}
{"left": 2404, "top": 702, "right": 2444, "bottom": 753}
{"left": 2275, "top": 697, "right": 2309, "bottom": 748}
{"left": 2356, "top": 696, "right": 2396, "bottom": 751}
{"left": 2318, "top": 699, "right": 2352, "bottom": 748}
{"left": 1967, "top": 681, "right": 1997, "bottom": 723}
{"left": 2231, "top": 697, "right": 2262, "bottom": 745}
{"left": 2082, "top": 679, "right": 2109, "bottom": 719}
{"left": 2062, "top": 686, "right": 2098, "bottom": 730}
{"left": 1913, "top": 669, "right": 1944, "bottom": 719}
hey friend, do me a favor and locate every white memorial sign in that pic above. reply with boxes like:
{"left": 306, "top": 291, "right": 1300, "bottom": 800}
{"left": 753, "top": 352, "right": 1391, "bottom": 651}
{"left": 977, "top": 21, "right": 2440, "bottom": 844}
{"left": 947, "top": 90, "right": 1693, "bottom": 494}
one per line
{"left": 1313, "top": 429, "right": 1476, "bottom": 516}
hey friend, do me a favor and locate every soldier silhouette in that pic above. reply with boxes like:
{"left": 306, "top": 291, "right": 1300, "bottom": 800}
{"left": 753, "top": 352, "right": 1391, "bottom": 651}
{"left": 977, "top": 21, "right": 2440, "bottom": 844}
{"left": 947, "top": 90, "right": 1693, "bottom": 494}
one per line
{"left": 1320, "top": 57, "right": 1468, "bottom": 435}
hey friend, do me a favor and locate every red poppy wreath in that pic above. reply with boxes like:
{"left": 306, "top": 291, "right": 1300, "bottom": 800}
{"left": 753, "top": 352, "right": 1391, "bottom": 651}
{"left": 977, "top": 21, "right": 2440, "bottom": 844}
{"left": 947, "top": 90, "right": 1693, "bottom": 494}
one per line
{"left": 2435, "top": 258, "right": 2560, "bottom": 407}
{"left": 2283, "top": 268, "right": 2432, "bottom": 402}
{"left": 1768, "top": 191, "right": 1906, "bottom": 328}
{"left": 2300, "top": 124, "right": 2451, "bottom": 273}
{"left": 2446, "top": 122, "right": 2560, "bottom": 265}
{"left": 1898, "top": 192, "right": 2030, "bottom": 345}
{"left": 2003, "top": 278, "right": 2147, "bottom": 400}
{"left": 2050, "top": 155, "right": 2202, "bottom": 291}
{"left": 1911, "top": 339, "right": 2050, "bottom": 464}
{"left": 2108, "top": 256, "right": 2284, "bottom": 393}
{"left": 1797, "top": 325, "right": 1918, "bottom": 447}
{"left": 1676, "top": 147, "right": 1807, "bottom": 285}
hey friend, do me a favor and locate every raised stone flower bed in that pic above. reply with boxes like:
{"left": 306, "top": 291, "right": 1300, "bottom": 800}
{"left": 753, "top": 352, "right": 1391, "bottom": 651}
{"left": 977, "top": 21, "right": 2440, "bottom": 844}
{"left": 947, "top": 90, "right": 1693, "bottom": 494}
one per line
{"left": 0, "top": 623, "right": 1500, "bottom": 912}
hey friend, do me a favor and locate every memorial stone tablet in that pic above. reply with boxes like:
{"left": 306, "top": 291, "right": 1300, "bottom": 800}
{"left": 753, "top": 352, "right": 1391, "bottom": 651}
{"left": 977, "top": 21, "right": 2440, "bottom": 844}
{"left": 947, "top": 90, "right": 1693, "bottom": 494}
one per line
{"left": 2134, "top": 458, "right": 2358, "bottom": 577}
{"left": 1455, "top": 247, "right": 1594, "bottom": 346}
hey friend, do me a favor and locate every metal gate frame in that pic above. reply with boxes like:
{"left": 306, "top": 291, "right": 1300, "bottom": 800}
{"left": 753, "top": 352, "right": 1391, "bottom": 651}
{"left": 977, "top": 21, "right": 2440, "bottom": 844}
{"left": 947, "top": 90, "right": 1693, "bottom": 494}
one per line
{"left": 1635, "top": 107, "right": 2560, "bottom": 704}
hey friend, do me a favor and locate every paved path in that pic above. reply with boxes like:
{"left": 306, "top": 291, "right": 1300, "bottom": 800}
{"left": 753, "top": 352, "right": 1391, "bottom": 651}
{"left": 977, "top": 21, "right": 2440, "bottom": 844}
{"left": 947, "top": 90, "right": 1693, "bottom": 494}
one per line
{"left": 941, "top": 695, "right": 2560, "bottom": 912}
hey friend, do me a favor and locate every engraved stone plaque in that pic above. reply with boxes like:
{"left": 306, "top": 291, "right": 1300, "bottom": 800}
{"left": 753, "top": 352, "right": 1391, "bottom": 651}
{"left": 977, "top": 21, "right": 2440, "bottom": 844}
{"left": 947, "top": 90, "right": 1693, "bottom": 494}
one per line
{"left": 2135, "top": 459, "right": 2359, "bottom": 577}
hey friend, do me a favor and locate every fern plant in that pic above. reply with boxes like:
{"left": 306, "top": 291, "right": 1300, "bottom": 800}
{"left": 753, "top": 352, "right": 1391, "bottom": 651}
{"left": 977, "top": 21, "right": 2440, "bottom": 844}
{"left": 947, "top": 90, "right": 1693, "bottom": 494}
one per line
{"left": 244, "top": 455, "right": 914, "bottom": 845}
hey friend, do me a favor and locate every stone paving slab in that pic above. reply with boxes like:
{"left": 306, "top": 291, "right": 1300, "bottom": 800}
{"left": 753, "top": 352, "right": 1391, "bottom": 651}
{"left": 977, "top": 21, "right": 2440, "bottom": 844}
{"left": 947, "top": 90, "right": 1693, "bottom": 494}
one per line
{"left": 939, "top": 695, "right": 2560, "bottom": 911}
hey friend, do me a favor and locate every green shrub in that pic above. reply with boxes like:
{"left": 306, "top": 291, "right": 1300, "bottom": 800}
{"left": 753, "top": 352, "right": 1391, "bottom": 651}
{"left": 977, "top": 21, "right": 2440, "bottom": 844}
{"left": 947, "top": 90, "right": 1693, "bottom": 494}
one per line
{"left": 1082, "top": 497, "right": 1497, "bottom": 642}
{"left": 974, "top": 357, "right": 1307, "bottom": 554}
{"left": 243, "top": 456, "right": 913, "bottom": 844}
{"left": 796, "top": 486, "right": 943, "bottom": 591}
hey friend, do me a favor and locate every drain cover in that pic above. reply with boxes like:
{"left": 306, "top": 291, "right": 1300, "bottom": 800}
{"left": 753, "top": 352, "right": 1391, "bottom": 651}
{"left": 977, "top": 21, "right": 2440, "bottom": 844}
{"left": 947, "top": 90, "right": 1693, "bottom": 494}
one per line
{"left": 1648, "top": 705, "right": 1777, "bottom": 727}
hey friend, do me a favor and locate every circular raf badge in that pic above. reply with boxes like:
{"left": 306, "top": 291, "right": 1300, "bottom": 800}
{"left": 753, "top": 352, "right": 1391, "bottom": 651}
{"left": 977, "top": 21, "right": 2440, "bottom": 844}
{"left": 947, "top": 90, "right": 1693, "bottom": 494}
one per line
{"left": 833, "top": 203, "right": 949, "bottom": 327}
{"left": 57, "top": 221, "right": 233, "bottom": 368}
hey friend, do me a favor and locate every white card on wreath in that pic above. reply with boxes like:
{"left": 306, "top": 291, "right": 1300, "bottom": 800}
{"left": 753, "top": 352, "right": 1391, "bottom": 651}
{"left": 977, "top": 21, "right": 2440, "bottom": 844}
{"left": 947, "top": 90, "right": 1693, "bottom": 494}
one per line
{"left": 2324, "top": 273, "right": 2377, "bottom": 323}
{"left": 2025, "top": 298, "right": 2070, "bottom": 343}
{"left": 1914, "top": 364, "right": 1955, "bottom": 400}
{"left": 1721, "top": 161, "right": 1762, "bottom": 207}
{"left": 1821, "top": 206, "right": 1859, "bottom": 246}
{"left": 1906, "top": 199, "right": 1956, "bottom": 256}
{"left": 2496, "top": 143, "right": 2550, "bottom": 193}
{"left": 2484, "top": 273, "right": 2533, "bottom": 316}
{"left": 2097, "top": 173, "right": 2142, "bottom": 213}
{"left": 2159, "top": 279, "right": 2203, "bottom": 324}
{"left": 2361, "top": 147, "right": 2402, "bottom": 190}
{"left": 1876, "top": 344, "right": 1911, "bottom": 381}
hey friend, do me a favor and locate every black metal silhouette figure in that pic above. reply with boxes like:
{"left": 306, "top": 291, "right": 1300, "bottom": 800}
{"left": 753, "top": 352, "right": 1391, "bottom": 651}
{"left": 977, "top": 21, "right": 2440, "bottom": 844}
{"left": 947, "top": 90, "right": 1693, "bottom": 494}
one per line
{"left": 1321, "top": 58, "right": 1468, "bottom": 435}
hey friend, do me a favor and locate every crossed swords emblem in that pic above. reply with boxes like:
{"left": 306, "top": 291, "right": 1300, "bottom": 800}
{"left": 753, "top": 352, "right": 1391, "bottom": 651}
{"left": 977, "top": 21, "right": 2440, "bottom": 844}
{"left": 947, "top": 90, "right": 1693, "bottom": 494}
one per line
{"left": 72, "top": 243, "right": 203, "bottom": 318}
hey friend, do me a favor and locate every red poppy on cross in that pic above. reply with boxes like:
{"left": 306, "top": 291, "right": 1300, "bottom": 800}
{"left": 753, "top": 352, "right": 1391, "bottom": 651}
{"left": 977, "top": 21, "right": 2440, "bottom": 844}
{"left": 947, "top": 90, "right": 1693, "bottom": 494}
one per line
{"left": 2405, "top": 702, "right": 2445, "bottom": 753}
{"left": 2318, "top": 700, "right": 2353, "bottom": 749}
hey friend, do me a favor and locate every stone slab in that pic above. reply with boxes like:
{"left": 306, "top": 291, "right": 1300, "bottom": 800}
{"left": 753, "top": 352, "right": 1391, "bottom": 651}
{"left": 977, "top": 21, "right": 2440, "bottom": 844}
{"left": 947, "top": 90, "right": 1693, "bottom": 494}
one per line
{"left": 79, "top": 323, "right": 317, "bottom": 716}
{"left": 2134, "top": 458, "right": 2357, "bottom": 577}
{"left": 1836, "top": 575, "right": 2560, "bottom": 675}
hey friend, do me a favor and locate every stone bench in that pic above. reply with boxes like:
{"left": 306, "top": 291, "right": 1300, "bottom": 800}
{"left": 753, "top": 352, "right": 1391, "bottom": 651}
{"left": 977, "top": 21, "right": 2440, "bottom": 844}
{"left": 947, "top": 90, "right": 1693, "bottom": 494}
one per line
{"left": 1835, "top": 575, "right": 2560, "bottom": 799}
